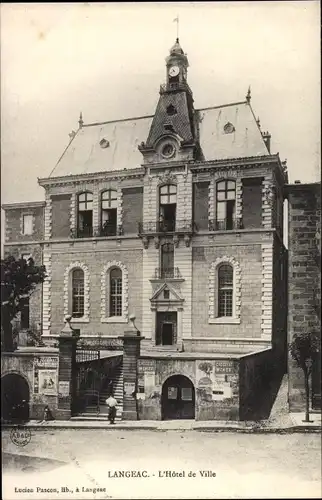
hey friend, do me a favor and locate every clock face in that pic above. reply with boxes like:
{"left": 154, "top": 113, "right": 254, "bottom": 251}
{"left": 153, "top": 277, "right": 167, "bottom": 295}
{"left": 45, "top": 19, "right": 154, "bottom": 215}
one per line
{"left": 169, "top": 66, "right": 180, "bottom": 77}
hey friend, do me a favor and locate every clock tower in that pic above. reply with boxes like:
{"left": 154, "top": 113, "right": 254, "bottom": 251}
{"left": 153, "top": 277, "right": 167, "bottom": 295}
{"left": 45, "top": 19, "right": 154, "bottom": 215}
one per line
{"left": 165, "top": 38, "right": 189, "bottom": 90}
{"left": 139, "top": 38, "right": 201, "bottom": 164}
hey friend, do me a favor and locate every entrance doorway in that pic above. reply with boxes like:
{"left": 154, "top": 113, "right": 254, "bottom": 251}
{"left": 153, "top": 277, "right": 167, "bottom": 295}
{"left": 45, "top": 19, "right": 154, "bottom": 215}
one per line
{"left": 161, "top": 375, "right": 195, "bottom": 420}
{"left": 1, "top": 373, "right": 30, "bottom": 423}
{"left": 156, "top": 312, "right": 177, "bottom": 346}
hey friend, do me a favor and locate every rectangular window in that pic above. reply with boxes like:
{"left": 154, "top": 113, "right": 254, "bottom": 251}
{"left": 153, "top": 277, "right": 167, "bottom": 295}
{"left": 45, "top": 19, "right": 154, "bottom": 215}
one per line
{"left": 22, "top": 215, "right": 33, "bottom": 235}
{"left": 101, "top": 190, "right": 118, "bottom": 236}
{"left": 78, "top": 192, "right": 93, "bottom": 237}
{"left": 159, "top": 184, "right": 177, "bottom": 232}
{"left": 21, "top": 253, "right": 32, "bottom": 262}
{"left": 218, "top": 289, "right": 233, "bottom": 317}
{"left": 161, "top": 243, "right": 174, "bottom": 278}
{"left": 216, "top": 181, "right": 236, "bottom": 230}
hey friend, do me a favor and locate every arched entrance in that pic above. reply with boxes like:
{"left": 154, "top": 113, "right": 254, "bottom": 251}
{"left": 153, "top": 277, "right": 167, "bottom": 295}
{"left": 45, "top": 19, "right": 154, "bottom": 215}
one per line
{"left": 1, "top": 373, "right": 30, "bottom": 423}
{"left": 161, "top": 375, "right": 195, "bottom": 420}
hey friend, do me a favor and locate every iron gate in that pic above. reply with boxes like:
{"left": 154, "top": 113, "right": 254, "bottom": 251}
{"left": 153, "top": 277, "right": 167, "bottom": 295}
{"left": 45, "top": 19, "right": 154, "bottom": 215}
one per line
{"left": 73, "top": 336, "right": 123, "bottom": 416}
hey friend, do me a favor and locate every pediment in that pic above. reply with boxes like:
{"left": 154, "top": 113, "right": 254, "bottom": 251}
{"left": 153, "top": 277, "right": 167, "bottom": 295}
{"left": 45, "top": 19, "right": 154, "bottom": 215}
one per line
{"left": 150, "top": 282, "right": 184, "bottom": 303}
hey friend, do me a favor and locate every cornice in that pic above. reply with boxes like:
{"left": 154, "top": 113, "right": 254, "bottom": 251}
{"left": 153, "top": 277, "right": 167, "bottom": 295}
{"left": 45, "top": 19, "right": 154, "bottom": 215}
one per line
{"left": 2, "top": 201, "right": 45, "bottom": 210}
{"left": 38, "top": 168, "right": 145, "bottom": 187}
{"left": 189, "top": 154, "right": 281, "bottom": 172}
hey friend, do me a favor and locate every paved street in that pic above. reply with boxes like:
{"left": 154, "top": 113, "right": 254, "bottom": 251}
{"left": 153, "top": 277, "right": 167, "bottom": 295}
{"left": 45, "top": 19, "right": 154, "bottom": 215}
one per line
{"left": 2, "top": 429, "right": 321, "bottom": 499}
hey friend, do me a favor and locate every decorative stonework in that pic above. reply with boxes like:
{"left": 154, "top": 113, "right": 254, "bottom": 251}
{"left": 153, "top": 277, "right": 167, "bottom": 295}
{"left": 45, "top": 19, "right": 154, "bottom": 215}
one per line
{"left": 70, "top": 193, "right": 76, "bottom": 235}
{"left": 101, "top": 261, "right": 129, "bottom": 323}
{"left": 44, "top": 192, "right": 52, "bottom": 240}
{"left": 209, "top": 256, "right": 241, "bottom": 324}
{"left": 157, "top": 169, "right": 177, "bottom": 186}
{"left": 236, "top": 179, "right": 243, "bottom": 224}
{"left": 92, "top": 186, "right": 99, "bottom": 229}
{"left": 262, "top": 175, "right": 273, "bottom": 228}
{"left": 42, "top": 252, "right": 52, "bottom": 336}
{"left": 64, "top": 262, "right": 90, "bottom": 322}
{"left": 208, "top": 178, "right": 215, "bottom": 223}
{"left": 212, "top": 169, "right": 238, "bottom": 180}
{"left": 117, "top": 184, "right": 123, "bottom": 231}
{"left": 261, "top": 244, "right": 273, "bottom": 339}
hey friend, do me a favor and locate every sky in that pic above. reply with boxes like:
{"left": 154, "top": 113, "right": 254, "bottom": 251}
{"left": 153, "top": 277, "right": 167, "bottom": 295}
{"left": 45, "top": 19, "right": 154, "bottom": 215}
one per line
{"left": 1, "top": 1, "right": 321, "bottom": 207}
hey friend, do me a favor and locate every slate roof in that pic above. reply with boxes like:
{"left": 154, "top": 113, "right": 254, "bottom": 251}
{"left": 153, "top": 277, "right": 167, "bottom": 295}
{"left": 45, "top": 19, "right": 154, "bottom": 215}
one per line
{"left": 145, "top": 92, "right": 194, "bottom": 147}
{"left": 49, "top": 101, "right": 269, "bottom": 178}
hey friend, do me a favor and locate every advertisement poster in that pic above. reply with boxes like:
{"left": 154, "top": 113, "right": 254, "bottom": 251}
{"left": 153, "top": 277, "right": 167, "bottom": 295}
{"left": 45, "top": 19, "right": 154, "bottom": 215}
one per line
{"left": 1, "top": 2, "right": 320, "bottom": 500}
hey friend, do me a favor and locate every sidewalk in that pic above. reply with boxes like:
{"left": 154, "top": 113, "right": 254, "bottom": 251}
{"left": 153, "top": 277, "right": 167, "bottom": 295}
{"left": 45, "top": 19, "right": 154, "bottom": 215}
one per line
{"left": 3, "top": 414, "right": 320, "bottom": 433}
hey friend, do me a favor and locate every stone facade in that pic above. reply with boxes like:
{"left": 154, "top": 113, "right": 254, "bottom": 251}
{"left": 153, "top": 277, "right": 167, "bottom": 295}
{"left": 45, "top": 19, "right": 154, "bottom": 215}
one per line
{"left": 286, "top": 182, "right": 321, "bottom": 411}
{"left": 1, "top": 38, "right": 289, "bottom": 421}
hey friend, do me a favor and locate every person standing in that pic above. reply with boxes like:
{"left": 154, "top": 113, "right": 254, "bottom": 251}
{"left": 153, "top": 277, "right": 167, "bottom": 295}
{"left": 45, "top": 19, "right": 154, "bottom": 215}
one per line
{"left": 105, "top": 394, "right": 117, "bottom": 424}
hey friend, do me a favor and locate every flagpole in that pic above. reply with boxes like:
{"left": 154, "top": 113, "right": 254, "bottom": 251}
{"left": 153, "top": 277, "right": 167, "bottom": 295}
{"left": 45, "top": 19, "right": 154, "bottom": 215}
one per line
{"left": 177, "top": 15, "right": 179, "bottom": 40}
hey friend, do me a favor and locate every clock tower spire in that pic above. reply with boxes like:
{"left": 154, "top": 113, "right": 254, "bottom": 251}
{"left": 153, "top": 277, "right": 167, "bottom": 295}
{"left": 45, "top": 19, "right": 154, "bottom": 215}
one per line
{"left": 165, "top": 38, "right": 190, "bottom": 93}
{"left": 139, "top": 39, "right": 200, "bottom": 164}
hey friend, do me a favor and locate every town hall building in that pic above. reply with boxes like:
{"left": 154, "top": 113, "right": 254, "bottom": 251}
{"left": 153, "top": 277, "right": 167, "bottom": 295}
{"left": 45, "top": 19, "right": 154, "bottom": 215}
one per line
{"left": 2, "top": 39, "right": 288, "bottom": 421}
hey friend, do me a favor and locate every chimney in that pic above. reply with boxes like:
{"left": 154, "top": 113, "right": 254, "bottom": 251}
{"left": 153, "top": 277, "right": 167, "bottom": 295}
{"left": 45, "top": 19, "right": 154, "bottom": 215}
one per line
{"left": 262, "top": 131, "right": 271, "bottom": 153}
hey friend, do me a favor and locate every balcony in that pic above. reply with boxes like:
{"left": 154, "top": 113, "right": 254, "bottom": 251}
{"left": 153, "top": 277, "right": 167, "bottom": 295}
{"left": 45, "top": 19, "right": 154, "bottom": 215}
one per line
{"left": 71, "top": 227, "right": 93, "bottom": 238}
{"left": 97, "top": 224, "right": 123, "bottom": 237}
{"left": 138, "top": 220, "right": 195, "bottom": 235}
{"left": 208, "top": 219, "right": 244, "bottom": 231}
{"left": 138, "top": 219, "right": 196, "bottom": 249}
{"left": 70, "top": 225, "right": 123, "bottom": 239}
{"left": 153, "top": 267, "right": 182, "bottom": 279}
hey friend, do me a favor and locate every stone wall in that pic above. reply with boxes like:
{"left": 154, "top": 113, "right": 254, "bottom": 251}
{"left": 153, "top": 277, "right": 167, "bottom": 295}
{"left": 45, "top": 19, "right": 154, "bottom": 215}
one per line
{"left": 239, "top": 348, "right": 282, "bottom": 420}
{"left": 137, "top": 356, "right": 240, "bottom": 421}
{"left": 5, "top": 205, "right": 44, "bottom": 243}
{"left": 287, "top": 183, "right": 321, "bottom": 411}
{"left": 48, "top": 241, "right": 143, "bottom": 337}
{"left": 192, "top": 243, "right": 262, "bottom": 338}
{"left": 1, "top": 349, "right": 59, "bottom": 420}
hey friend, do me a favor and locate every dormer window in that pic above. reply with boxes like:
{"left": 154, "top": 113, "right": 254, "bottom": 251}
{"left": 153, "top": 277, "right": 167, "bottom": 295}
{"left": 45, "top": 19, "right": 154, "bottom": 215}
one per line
{"left": 223, "top": 122, "right": 235, "bottom": 134}
{"left": 164, "top": 124, "right": 175, "bottom": 133}
{"left": 166, "top": 105, "right": 177, "bottom": 116}
{"left": 100, "top": 138, "right": 110, "bottom": 149}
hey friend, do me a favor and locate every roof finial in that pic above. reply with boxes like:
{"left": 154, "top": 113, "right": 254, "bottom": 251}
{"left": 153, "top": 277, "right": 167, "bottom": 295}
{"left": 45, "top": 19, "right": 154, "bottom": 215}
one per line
{"left": 173, "top": 15, "right": 179, "bottom": 40}
{"left": 246, "top": 86, "right": 251, "bottom": 103}
{"left": 256, "top": 116, "right": 261, "bottom": 128}
{"left": 78, "top": 111, "right": 84, "bottom": 128}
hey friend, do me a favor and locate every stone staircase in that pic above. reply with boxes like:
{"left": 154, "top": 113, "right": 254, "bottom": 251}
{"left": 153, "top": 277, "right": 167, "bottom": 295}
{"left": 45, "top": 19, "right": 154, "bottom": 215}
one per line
{"left": 99, "top": 362, "right": 123, "bottom": 421}
{"left": 71, "top": 362, "right": 123, "bottom": 421}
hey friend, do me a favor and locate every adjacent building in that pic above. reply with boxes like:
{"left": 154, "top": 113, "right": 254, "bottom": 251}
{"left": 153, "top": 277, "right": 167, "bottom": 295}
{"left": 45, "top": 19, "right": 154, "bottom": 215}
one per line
{"left": 2, "top": 39, "right": 289, "bottom": 421}
{"left": 286, "top": 181, "right": 321, "bottom": 412}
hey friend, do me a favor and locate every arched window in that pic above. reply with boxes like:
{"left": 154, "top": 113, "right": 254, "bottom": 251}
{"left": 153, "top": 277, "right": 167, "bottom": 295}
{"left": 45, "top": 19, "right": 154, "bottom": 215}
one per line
{"left": 72, "top": 269, "right": 85, "bottom": 318}
{"left": 216, "top": 180, "right": 236, "bottom": 230}
{"left": 109, "top": 268, "right": 122, "bottom": 317}
{"left": 101, "top": 262, "right": 128, "bottom": 323}
{"left": 78, "top": 192, "right": 93, "bottom": 237}
{"left": 101, "top": 189, "right": 118, "bottom": 236}
{"left": 159, "top": 184, "right": 177, "bottom": 231}
{"left": 209, "top": 256, "right": 241, "bottom": 324}
{"left": 217, "top": 264, "right": 233, "bottom": 317}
